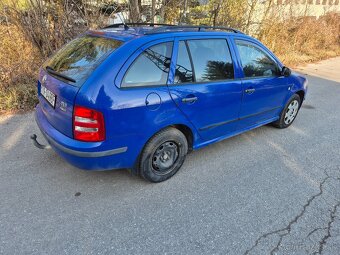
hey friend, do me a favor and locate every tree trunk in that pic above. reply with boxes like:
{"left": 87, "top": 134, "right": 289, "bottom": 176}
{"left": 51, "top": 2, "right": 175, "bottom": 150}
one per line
{"left": 129, "top": 0, "right": 140, "bottom": 22}
{"left": 258, "top": 0, "right": 274, "bottom": 39}
{"left": 245, "top": 0, "right": 258, "bottom": 34}
{"left": 213, "top": 0, "right": 223, "bottom": 27}
{"left": 179, "top": 0, "right": 188, "bottom": 24}
{"left": 151, "top": 0, "right": 156, "bottom": 23}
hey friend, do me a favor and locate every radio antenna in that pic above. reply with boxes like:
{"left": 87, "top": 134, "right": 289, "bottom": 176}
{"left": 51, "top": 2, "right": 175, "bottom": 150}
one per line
{"left": 117, "top": 12, "right": 129, "bottom": 30}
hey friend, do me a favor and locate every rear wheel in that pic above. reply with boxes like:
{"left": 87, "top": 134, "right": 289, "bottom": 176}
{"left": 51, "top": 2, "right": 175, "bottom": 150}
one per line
{"left": 272, "top": 94, "right": 301, "bottom": 128}
{"left": 139, "top": 128, "right": 188, "bottom": 182}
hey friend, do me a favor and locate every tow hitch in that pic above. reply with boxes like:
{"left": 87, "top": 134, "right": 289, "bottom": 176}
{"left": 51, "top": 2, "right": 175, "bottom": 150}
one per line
{"left": 30, "top": 134, "right": 51, "bottom": 150}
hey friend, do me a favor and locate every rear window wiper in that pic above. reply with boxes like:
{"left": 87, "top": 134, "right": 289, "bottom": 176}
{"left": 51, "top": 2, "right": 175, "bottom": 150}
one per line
{"left": 45, "top": 66, "right": 76, "bottom": 83}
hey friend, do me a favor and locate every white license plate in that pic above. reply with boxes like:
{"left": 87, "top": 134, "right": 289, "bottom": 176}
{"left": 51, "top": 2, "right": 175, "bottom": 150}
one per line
{"left": 41, "top": 85, "right": 56, "bottom": 108}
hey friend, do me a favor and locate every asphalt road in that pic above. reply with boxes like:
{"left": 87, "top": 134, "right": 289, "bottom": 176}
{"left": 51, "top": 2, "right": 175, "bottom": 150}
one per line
{"left": 1, "top": 58, "right": 340, "bottom": 255}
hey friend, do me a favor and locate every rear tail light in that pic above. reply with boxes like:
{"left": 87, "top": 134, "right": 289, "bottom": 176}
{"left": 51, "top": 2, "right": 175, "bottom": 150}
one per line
{"left": 73, "top": 106, "right": 105, "bottom": 142}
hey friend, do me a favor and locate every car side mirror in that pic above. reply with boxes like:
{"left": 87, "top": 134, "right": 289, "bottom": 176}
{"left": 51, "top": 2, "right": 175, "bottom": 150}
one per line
{"left": 281, "top": 66, "right": 291, "bottom": 77}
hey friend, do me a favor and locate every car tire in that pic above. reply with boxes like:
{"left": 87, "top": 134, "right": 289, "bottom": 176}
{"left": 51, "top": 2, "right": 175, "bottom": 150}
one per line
{"left": 139, "top": 127, "right": 188, "bottom": 183}
{"left": 272, "top": 94, "right": 301, "bottom": 129}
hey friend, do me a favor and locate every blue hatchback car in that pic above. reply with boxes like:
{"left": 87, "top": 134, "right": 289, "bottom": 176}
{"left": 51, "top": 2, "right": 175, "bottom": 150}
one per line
{"left": 32, "top": 24, "right": 308, "bottom": 182}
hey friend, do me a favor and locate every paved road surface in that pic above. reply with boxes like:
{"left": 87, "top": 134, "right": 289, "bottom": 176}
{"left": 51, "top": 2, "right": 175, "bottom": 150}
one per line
{"left": 1, "top": 57, "right": 340, "bottom": 254}
{"left": 295, "top": 57, "right": 340, "bottom": 83}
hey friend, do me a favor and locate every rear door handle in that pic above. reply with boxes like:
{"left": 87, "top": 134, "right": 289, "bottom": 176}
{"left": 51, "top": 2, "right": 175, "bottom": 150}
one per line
{"left": 245, "top": 88, "right": 255, "bottom": 94}
{"left": 182, "top": 96, "right": 198, "bottom": 103}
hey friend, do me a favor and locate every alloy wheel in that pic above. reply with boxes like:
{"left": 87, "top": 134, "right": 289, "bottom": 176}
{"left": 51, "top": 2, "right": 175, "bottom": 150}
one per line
{"left": 284, "top": 99, "right": 299, "bottom": 125}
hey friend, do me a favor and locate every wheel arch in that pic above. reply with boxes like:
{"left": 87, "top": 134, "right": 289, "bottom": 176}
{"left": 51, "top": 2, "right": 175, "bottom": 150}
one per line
{"left": 146, "top": 123, "right": 195, "bottom": 152}
{"left": 295, "top": 90, "right": 305, "bottom": 103}
{"left": 170, "top": 124, "right": 194, "bottom": 152}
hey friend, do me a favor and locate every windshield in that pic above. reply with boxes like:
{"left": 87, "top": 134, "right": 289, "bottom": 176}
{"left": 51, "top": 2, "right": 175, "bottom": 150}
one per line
{"left": 43, "top": 35, "right": 123, "bottom": 87}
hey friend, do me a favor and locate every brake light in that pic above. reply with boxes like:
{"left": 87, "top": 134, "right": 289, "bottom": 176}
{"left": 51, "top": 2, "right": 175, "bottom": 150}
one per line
{"left": 73, "top": 106, "right": 105, "bottom": 142}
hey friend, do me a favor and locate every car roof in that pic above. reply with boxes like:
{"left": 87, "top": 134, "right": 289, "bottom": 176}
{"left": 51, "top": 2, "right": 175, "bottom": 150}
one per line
{"left": 86, "top": 24, "right": 252, "bottom": 42}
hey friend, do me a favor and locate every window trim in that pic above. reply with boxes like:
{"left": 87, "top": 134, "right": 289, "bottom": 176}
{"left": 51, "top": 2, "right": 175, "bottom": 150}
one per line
{"left": 171, "top": 37, "right": 236, "bottom": 86}
{"left": 172, "top": 40, "right": 196, "bottom": 85}
{"left": 234, "top": 38, "right": 281, "bottom": 79}
{"left": 168, "top": 78, "right": 242, "bottom": 87}
{"left": 120, "top": 41, "right": 174, "bottom": 88}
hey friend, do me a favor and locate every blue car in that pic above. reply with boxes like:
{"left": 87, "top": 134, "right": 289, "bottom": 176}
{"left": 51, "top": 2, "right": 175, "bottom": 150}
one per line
{"left": 32, "top": 24, "right": 308, "bottom": 182}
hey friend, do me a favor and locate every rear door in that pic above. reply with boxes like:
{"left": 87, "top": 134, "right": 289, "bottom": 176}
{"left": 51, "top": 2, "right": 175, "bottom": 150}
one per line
{"left": 38, "top": 35, "right": 122, "bottom": 138}
{"left": 168, "top": 37, "right": 243, "bottom": 141}
{"left": 233, "top": 39, "right": 290, "bottom": 129}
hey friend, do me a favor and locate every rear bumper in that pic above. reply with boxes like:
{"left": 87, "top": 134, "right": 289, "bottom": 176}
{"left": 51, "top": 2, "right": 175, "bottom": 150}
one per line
{"left": 34, "top": 104, "right": 133, "bottom": 170}
{"left": 38, "top": 130, "right": 127, "bottom": 158}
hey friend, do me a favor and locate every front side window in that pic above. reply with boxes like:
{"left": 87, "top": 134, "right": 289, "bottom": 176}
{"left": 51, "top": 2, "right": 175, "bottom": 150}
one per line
{"left": 122, "top": 42, "right": 173, "bottom": 87}
{"left": 187, "top": 39, "right": 234, "bottom": 82}
{"left": 235, "top": 40, "right": 279, "bottom": 78}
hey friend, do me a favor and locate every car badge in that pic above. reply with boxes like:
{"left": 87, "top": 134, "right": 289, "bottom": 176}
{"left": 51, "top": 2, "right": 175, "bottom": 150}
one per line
{"left": 42, "top": 75, "right": 47, "bottom": 84}
{"left": 60, "top": 101, "right": 67, "bottom": 112}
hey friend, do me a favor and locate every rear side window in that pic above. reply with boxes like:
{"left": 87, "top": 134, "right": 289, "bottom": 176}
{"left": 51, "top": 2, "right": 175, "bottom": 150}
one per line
{"left": 44, "top": 35, "right": 123, "bottom": 87}
{"left": 187, "top": 39, "right": 234, "bottom": 82}
{"left": 174, "top": 41, "right": 194, "bottom": 84}
{"left": 235, "top": 40, "right": 279, "bottom": 78}
{"left": 122, "top": 42, "right": 173, "bottom": 87}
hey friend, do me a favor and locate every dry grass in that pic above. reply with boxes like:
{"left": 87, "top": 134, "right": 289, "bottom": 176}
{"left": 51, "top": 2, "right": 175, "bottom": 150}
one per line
{"left": 278, "top": 47, "right": 340, "bottom": 67}
{"left": 0, "top": 24, "right": 40, "bottom": 113}
{"left": 260, "top": 13, "right": 340, "bottom": 66}
{"left": 0, "top": 83, "right": 37, "bottom": 113}
{"left": 0, "top": 0, "right": 104, "bottom": 113}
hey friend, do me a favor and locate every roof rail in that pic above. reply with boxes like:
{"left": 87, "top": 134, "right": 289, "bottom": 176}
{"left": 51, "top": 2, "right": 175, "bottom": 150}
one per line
{"left": 144, "top": 25, "right": 243, "bottom": 34}
{"left": 103, "top": 23, "right": 176, "bottom": 30}
{"left": 102, "top": 23, "right": 243, "bottom": 35}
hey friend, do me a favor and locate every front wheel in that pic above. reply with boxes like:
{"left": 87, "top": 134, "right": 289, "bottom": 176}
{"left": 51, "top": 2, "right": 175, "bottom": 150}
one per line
{"left": 272, "top": 94, "right": 301, "bottom": 129}
{"left": 139, "top": 127, "right": 188, "bottom": 182}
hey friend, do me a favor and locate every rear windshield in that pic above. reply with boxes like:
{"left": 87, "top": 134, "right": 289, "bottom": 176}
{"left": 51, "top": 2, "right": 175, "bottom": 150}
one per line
{"left": 43, "top": 35, "right": 123, "bottom": 87}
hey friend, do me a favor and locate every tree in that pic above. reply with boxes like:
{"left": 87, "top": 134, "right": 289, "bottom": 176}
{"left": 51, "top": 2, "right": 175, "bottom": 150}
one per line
{"left": 129, "top": 0, "right": 141, "bottom": 22}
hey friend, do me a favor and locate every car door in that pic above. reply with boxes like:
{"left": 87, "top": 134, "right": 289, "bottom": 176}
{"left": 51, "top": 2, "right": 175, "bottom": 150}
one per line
{"left": 168, "top": 37, "right": 243, "bottom": 141}
{"left": 233, "top": 39, "right": 290, "bottom": 129}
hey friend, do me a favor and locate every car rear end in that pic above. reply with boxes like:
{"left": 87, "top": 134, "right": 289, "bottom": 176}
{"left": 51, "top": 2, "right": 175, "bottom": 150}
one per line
{"left": 34, "top": 33, "right": 131, "bottom": 170}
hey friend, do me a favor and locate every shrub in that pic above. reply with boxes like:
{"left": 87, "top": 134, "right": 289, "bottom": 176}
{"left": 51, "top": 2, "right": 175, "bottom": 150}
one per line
{"left": 0, "top": 24, "right": 40, "bottom": 113}
{"left": 259, "top": 12, "right": 340, "bottom": 66}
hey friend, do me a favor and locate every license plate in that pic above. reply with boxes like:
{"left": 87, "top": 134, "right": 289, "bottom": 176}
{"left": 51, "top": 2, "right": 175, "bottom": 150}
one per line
{"left": 41, "top": 85, "right": 56, "bottom": 108}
